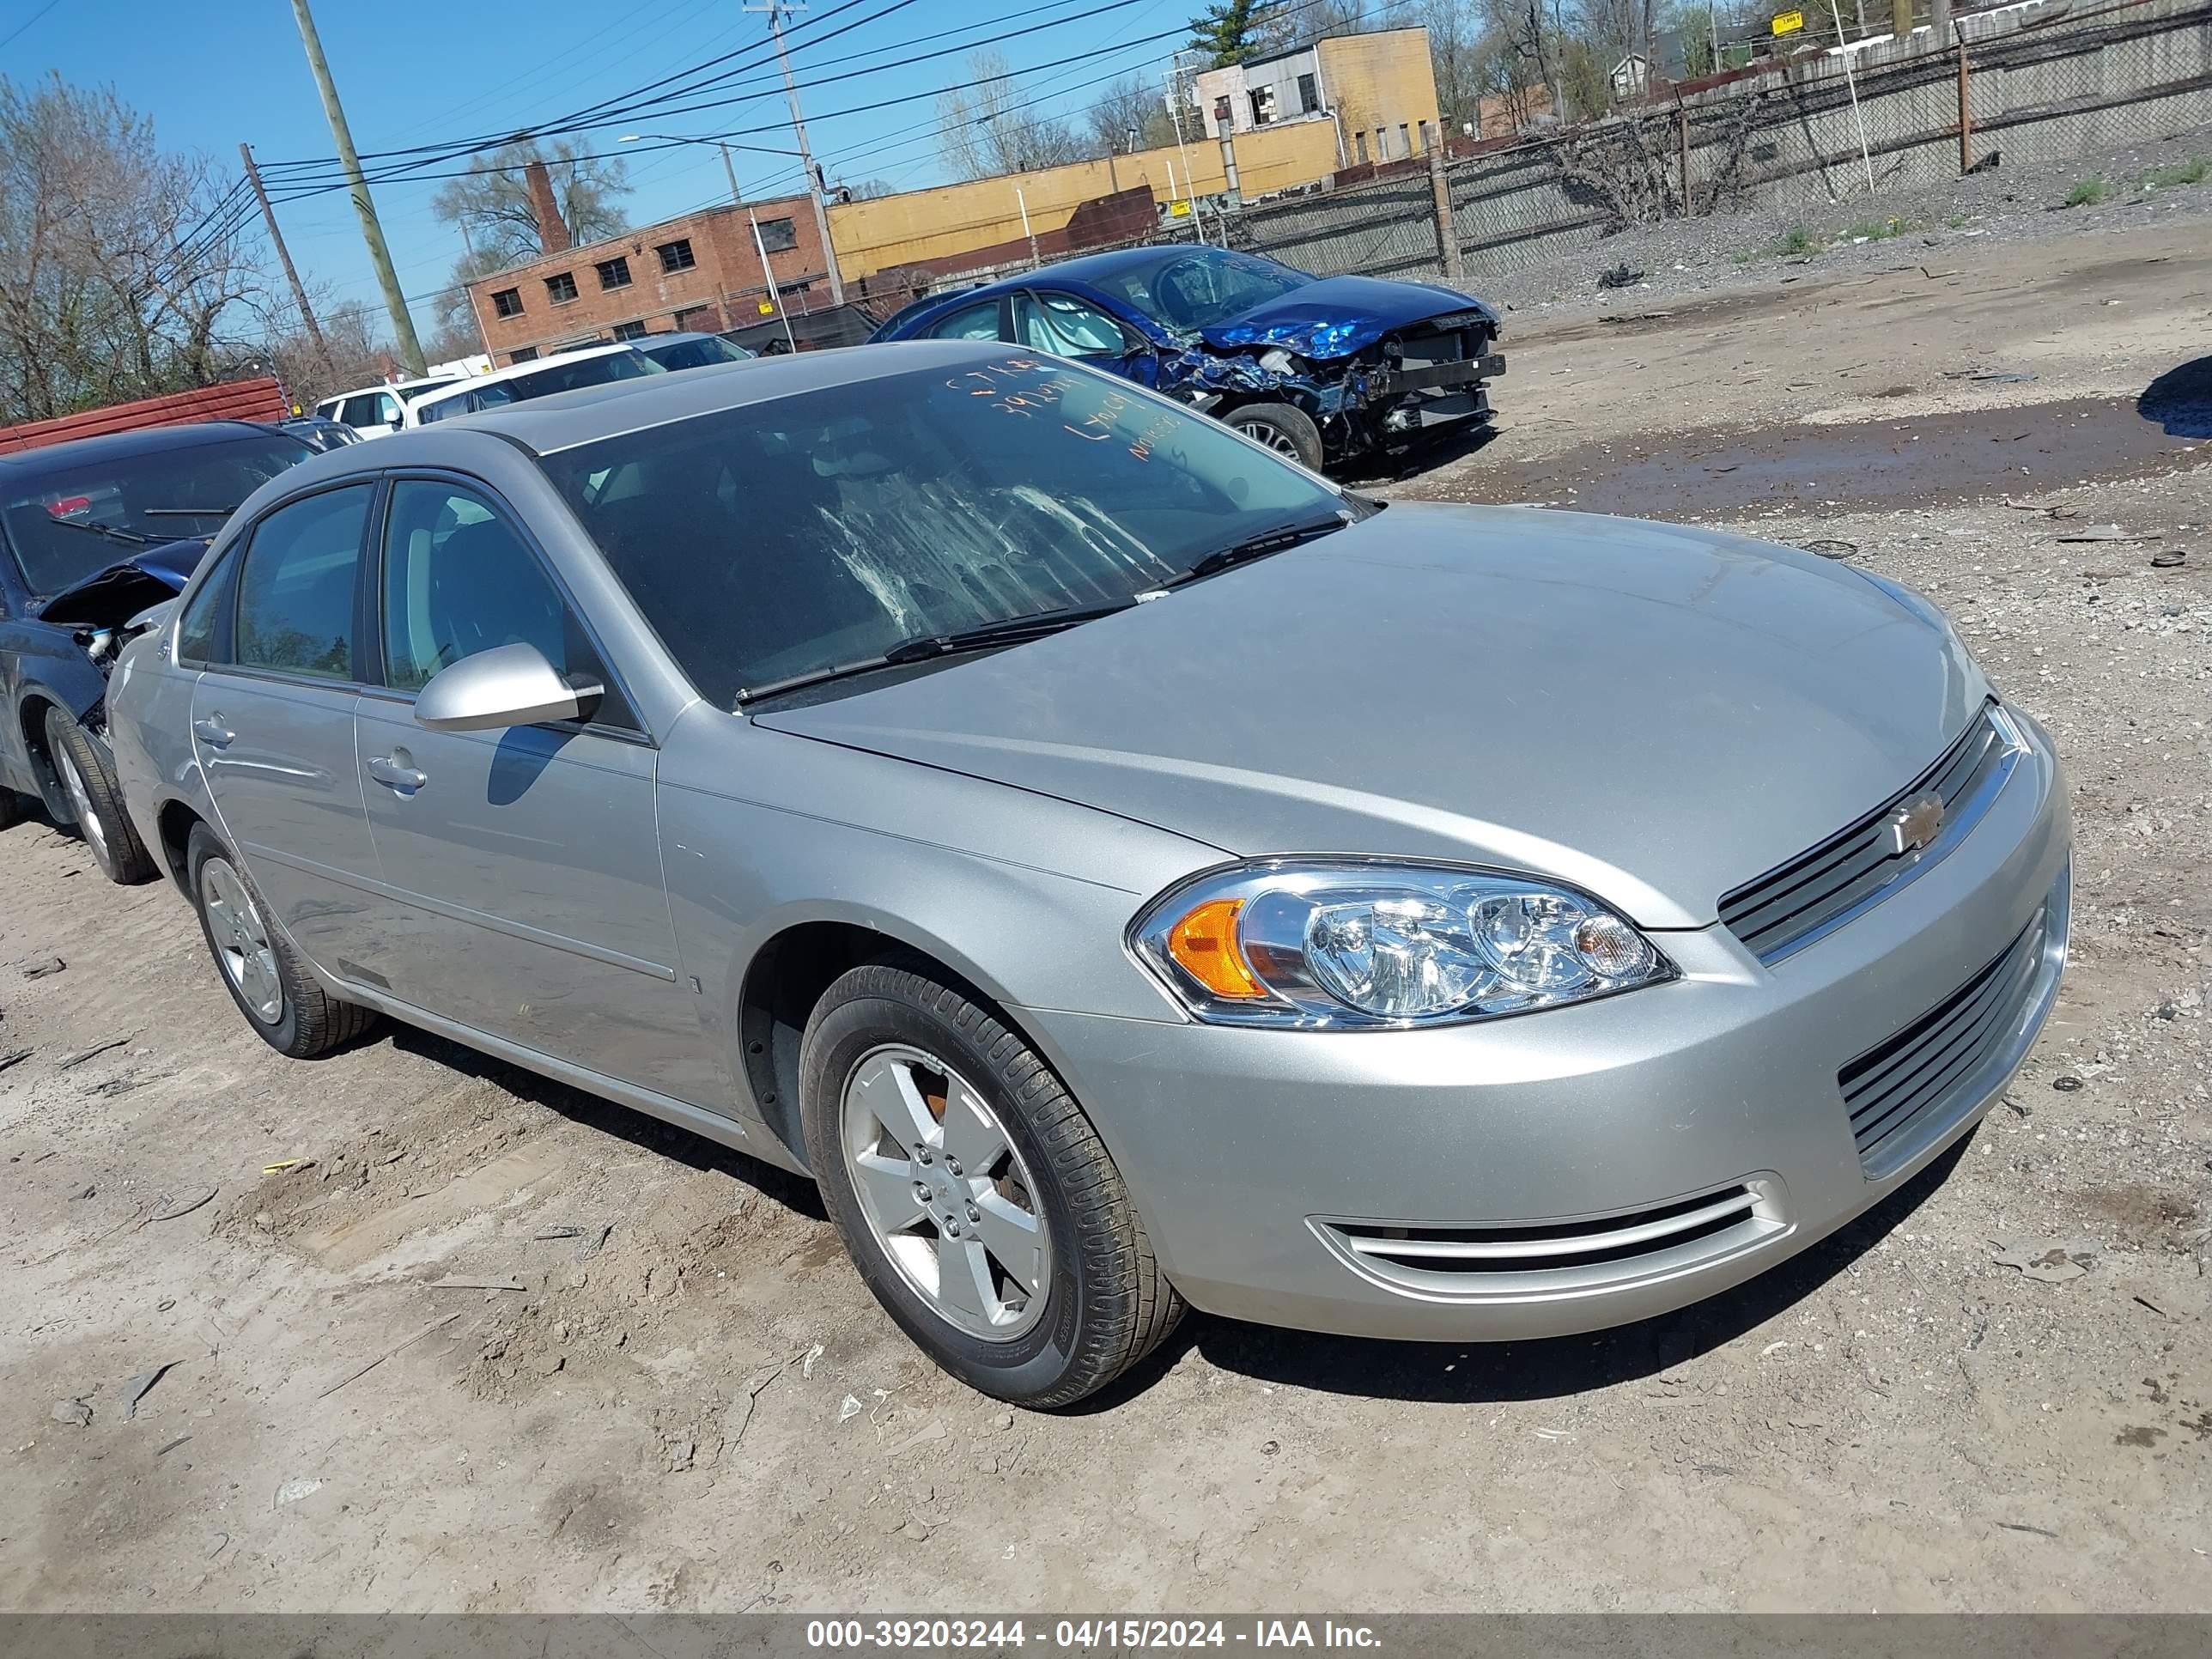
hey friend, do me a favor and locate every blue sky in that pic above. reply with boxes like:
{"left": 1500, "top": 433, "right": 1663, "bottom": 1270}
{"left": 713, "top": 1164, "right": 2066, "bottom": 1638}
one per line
{"left": 4, "top": 0, "right": 1199, "bottom": 336}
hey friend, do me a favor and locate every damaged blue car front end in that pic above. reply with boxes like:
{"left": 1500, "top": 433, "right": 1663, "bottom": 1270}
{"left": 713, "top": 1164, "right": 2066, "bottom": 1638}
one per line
{"left": 871, "top": 247, "right": 1504, "bottom": 465}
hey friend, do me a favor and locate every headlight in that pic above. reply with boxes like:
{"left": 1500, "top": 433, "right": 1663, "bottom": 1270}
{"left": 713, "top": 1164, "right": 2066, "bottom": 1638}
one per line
{"left": 1131, "top": 860, "right": 1674, "bottom": 1029}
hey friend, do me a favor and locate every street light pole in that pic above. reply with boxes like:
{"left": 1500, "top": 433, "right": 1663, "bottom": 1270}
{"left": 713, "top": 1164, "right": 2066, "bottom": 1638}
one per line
{"left": 749, "top": 209, "right": 800, "bottom": 354}
{"left": 744, "top": 0, "right": 845, "bottom": 305}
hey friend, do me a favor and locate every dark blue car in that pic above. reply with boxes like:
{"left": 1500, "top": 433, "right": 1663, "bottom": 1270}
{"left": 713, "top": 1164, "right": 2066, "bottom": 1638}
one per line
{"left": 0, "top": 422, "right": 313, "bottom": 881}
{"left": 870, "top": 245, "right": 1503, "bottom": 470}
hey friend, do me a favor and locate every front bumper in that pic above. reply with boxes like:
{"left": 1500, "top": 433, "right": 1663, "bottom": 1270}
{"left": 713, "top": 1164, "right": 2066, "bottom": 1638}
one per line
{"left": 1024, "top": 710, "right": 2071, "bottom": 1341}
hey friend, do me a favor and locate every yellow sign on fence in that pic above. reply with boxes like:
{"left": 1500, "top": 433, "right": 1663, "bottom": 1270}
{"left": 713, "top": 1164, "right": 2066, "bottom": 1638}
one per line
{"left": 1168, "top": 198, "right": 1191, "bottom": 217}
{"left": 1772, "top": 9, "right": 1804, "bottom": 33}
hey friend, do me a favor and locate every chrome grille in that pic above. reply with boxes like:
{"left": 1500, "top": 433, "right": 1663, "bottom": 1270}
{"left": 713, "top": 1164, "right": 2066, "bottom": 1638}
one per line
{"left": 1314, "top": 1178, "right": 1786, "bottom": 1300}
{"left": 1719, "top": 706, "right": 2014, "bottom": 963}
{"left": 1840, "top": 908, "right": 2049, "bottom": 1177}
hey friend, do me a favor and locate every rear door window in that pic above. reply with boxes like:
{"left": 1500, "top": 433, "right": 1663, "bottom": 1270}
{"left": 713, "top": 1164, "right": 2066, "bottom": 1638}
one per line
{"left": 925, "top": 300, "right": 1007, "bottom": 343}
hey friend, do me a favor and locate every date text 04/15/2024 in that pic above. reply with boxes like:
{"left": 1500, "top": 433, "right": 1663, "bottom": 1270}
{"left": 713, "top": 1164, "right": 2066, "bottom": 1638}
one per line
{"left": 804, "top": 1618, "right": 1384, "bottom": 1650}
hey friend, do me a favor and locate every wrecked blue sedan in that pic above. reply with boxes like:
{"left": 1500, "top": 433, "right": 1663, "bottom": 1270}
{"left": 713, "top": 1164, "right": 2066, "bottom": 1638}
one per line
{"left": 869, "top": 245, "right": 1503, "bottom": 470}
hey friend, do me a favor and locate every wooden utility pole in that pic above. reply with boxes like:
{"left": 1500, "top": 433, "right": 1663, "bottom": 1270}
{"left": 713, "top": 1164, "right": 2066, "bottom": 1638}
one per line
{"left": 744, "top": 2, "right": 844, "bottom": 305}
{"left": 1422, "top": 123, "right": 1463, "bottom": 279}
{"left": 240, "top": 142, "right": 326, "bottom": 368}
{"left": 719, "top": 143, "right": 744, "bottom": 207}
{"left": 288, "top": 0, "right": 425, "bottom": 374}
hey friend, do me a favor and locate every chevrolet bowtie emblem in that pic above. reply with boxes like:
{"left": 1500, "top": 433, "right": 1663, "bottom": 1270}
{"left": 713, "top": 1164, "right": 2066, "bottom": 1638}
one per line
{"left": 1886, "top": 793, "right": 1946, "bottom": 856}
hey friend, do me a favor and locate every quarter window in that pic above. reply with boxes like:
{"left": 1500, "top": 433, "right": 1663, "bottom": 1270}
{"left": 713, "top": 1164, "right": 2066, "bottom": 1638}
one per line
{"left": 176, "top": 548, "right": 237, "bottom": 664}
{"left": 380, "top": 480, "right": 633, "bottom": 729}
{"left": 234, "top": 486, "right": 372, "bottom": 682}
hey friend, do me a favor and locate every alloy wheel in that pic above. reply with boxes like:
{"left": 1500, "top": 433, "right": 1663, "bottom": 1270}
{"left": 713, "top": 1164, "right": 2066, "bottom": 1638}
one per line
{"left": 200, "top": 857, "right": 283, "bottom": 1024}
{"left": 1231, "top": 418, "right": 1304, "bottom": 458}
{"left": 839, "top": 1043, "right": 1051, "bottom": 1342}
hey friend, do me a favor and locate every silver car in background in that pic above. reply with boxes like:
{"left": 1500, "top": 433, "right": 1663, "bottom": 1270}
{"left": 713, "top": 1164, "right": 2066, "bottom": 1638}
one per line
{"left": 106, "top": 343, "right": 2070, "bottom": 1406}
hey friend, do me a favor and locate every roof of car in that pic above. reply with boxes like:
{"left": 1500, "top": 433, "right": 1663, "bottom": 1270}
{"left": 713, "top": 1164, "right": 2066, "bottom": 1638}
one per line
{"left": 346, "top": 339, "right": 1013, "bottom": 457}
{"left": 322, "top": 374, "right": 459, "bottom": 404}
{"left": 412, "top": 343, "right": 649, "bottom": 410}
{"left": 881, "top": 246, "right": 1255, "bottom": 337}
{"left": 0, "top": 419, "right": 293, "bottom": 475}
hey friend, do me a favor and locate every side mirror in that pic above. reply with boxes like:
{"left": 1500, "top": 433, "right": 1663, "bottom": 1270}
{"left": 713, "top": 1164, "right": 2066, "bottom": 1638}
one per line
{"left": 414, "top": 643, "right": 602, "bottom": 733}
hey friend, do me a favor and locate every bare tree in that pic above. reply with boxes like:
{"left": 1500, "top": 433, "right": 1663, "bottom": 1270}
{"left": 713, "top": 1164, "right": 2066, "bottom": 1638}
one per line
{"left": 428, "top": 139, "right": 632, "bottom": 264}
{"left": 0, "top": 73, "right": 276, "bottom": 425}
{"left": 936, "top": 51, "right": 1092, "bottom": 180}
{"left": 1085, "top": 73, "right": 1178, "bottom": 155}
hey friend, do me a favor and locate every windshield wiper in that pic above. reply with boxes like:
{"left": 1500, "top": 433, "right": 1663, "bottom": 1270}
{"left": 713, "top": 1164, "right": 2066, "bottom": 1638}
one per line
{"left": 43, "top": 518, "right": 162, "bottom": 549}
{"left": 1160, "top": 511, "right": 1352, "bottom": 588}
{"left": 735, "top": 600, "right": 1134, "bottom": 708}
{"left": 143, "top": 505, "right": 238, "bottom": 520}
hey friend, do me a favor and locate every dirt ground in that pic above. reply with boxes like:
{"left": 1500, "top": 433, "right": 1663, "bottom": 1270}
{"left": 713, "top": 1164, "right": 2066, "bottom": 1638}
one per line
{"left": 4, "top": 201, "right": 2211, "bottom": 1614}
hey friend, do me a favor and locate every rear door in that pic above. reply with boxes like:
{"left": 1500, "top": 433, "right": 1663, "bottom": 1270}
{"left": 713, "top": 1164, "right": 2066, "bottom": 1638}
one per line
{"left": 353, "top": 474, "right": 706, "bottom": 1100}
{"left": 191, "top": 481, "right": 385, "bottom": 975}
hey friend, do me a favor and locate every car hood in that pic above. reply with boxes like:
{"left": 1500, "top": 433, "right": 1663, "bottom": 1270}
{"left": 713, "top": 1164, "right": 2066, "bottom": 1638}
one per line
{"left": 34, "top": 537, "right": 208, "bottom": 627}
{"left": 753, "top": 505, "right": 1987, "bottom": 928}
{"left": 1197, "top": 275, "right": 1498, "bottom": 360}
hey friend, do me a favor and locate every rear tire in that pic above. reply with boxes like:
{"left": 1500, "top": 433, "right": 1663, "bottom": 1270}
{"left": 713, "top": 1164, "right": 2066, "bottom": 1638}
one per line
{"left": 799, "top": 961, "right": 1184, "bottom": 1407}
{"left": 0, "top": 787, "right": 20, "bottom": 831}
{"left": 43, "top": 704, "right": 155, "bottom": 884}
{"left": 1224, "top": 401, "right": 1324, "bottom": 471}
{"left": 185, "top": 824, "right": 378, "bottom": 1059}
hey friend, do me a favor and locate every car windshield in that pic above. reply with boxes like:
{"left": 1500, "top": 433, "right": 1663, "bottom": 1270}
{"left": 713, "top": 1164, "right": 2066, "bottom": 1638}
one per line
{"left": 0, "top": 430, "right": 313, "bottom": 599}
{"left": 1084, "top": 249, "right": 1314, "bottom": 336}
{"left": 539, "top": 354, "right": 1344, "bottom": 707}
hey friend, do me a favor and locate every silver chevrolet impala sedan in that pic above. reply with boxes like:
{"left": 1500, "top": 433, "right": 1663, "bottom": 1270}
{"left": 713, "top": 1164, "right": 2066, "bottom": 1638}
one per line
{"left": 107, "top": 342, "right": 2070, "bottom": 1406}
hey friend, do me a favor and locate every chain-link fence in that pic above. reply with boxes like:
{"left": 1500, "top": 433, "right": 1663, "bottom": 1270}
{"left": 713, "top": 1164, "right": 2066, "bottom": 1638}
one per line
{"left": 1224, "top": 0, "right": 2212, "bottom": 289}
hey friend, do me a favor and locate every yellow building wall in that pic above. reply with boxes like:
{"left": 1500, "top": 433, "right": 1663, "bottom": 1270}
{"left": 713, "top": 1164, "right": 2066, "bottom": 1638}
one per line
{"left": 1316, "top": 27, "right": 1442, "bottom": 157}
{"left": 827, "top": 120, "right": 1343, "bottom": 281}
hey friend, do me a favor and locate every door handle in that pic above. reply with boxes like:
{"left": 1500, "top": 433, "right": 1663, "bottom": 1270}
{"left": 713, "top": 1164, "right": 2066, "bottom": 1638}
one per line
{"left": 367, "top": 756, "right": 428, "bottom": 793}
{"left": 191, "top": 718, "right": 234, "bottom": 749}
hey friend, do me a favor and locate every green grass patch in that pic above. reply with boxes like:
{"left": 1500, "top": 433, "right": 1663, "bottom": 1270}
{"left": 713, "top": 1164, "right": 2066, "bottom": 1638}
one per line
{"left": 1777, "top": 225, "right": 1819, "bottom": 255}
{"left": 2063, "top": 178, "right": 2107, "bottom": 207}
{"left": 1944, "top": 212, "right": 1969, "bottom": 228}
{"left": 2141, "top": 157, "right": 2209, "bottom": 189}
{"left": 1839, "top": 217, "right": 1912, "bottom": 242}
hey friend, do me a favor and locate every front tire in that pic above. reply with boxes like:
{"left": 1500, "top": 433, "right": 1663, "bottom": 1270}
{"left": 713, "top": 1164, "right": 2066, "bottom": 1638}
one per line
{"left": 799, "top": 962, "right": 1184, "bottom": 1407}
{"left": 43, "top": 705, "right": 155, "bottom": 884}
{"left": 185, "top": 824, "right": 377, "bottom": 1059}
{"left": 1224, "top": 401, "right": 1325, "bottom": 470}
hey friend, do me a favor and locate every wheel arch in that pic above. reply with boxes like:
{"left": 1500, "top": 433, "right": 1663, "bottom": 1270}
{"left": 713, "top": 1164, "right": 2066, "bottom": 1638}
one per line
{"left": 733, "top": 913, "right": 1078, "bottom": 1176}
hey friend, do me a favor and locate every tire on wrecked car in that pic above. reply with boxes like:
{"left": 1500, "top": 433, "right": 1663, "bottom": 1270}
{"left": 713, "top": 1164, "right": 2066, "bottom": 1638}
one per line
{"left": 1223, "top": 402, "right": 1324, "bottom": 471}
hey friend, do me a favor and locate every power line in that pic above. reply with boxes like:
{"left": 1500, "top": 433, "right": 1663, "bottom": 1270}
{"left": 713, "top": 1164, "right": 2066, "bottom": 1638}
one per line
{"left": 259, "top": 0, "right": 1160, "bottom": 190}
{"left": 264, "top": 15, "right": 1202, "bottom": 207}
{"left": 0, "top": 0, "right": 64, "bottom": 52}
{"left": 258, "top": 0, "right": 895, "bottom": 182}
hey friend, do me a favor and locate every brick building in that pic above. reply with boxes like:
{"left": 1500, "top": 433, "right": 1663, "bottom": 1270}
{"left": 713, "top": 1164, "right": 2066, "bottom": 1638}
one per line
{"left": 464, "top": 192, "right": 837, "bottom": 366}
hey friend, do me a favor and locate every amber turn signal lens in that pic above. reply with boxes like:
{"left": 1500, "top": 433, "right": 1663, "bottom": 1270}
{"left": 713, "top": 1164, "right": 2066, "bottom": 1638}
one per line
{"left": 1165, "top": 897, "right": 1266, "bottom": 999}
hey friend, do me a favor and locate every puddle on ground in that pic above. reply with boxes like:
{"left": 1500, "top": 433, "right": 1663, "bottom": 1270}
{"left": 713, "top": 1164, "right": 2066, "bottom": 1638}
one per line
{"left": 1456, "top": 396, "right": 2209, "bottom": 520}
